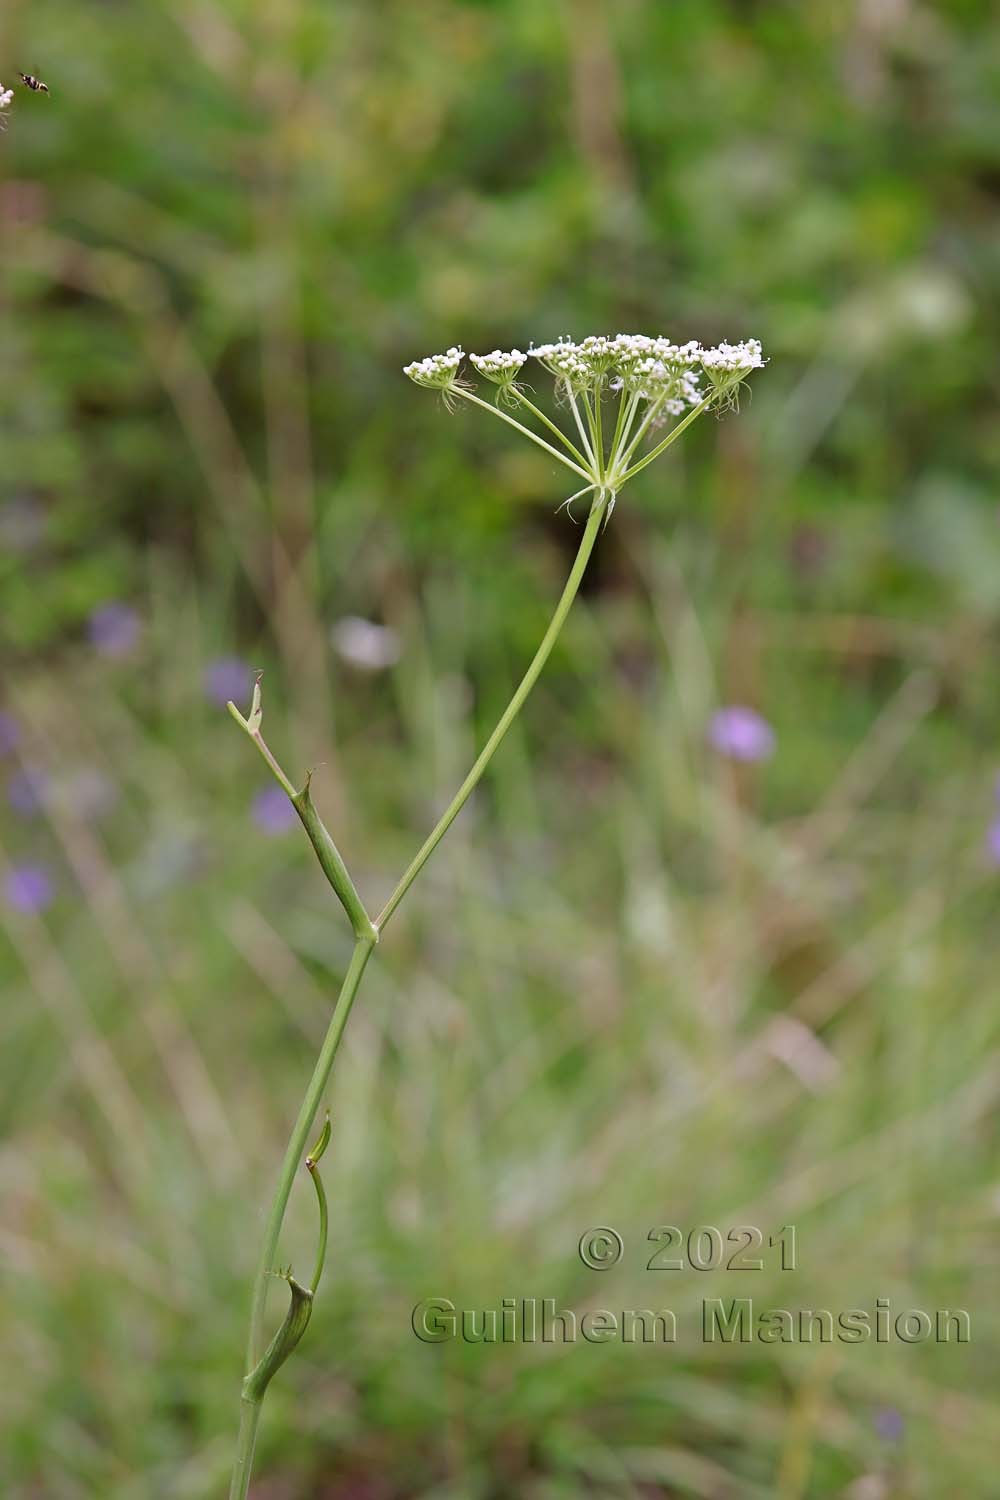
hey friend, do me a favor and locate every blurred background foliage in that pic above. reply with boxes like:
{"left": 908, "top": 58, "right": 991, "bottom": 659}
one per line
{"left": 2, "top": 1, "right": 1000, "bottom": 1496}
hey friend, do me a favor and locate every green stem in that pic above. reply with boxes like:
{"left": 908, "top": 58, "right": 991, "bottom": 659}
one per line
{"left": 376, "top": 488, "right": 608, "bottom": 931}
{"left": 305, "top": 1114, "right": 331, "bottom": 1295}
{"left": 619, "top": 392, "right": 642, "bottom": 457}
{"left": 579, "top": 389, "right": 601, "bottom": 475}
{"left": 613, "top": 392, "right": 667, "bottom": 474}
{"left": 227, "top": 686, "right": 377, "bottom": 944}
{"left": 511, "top": 390, "right": 591, "bottom": 471}
{"left": 229, "top": 1400, "right": 262, "bottom": 1500}
{"left": 244, "top": 934, "right": 376, "bottom": 1373}
{"left": 290, "top": 778, "right": 377, "bottom": 943}
{"left": 607, "top": 386, "right": 632, "bottom": 468}
{"left": 229, "top": 484, "right": 608, "bottom": 1498}
{"left": 456, "top": 388, "right": 592, "bottom": 481}
{"left": 242, "top": 1274, "right": 314, "bottom": 1406}
{"left": 617, "top": 396, "right": 712, "bottom": 482}
{"left": 229, "top": 937, "right": 374, "bottom": 1491}
{"left": 229, "top": 944, "right": 371, "bottom": 1499}
{"left": 566, "top": 385, "right": 596, "bottom": 468}
{"left": 593, "top": 385, "right": 604, "bottom": 480}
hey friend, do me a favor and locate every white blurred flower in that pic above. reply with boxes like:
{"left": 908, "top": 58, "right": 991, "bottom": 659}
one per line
{"left": 64, "top": 767, "right": 120, "bottom": 821}
{"left": 332, "top": 616, "right": 401, "bottom": 672}
{"left": 0, "top": 84, "right": 13, "bottom": 129}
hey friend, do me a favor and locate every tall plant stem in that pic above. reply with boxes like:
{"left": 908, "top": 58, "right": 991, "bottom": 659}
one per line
{"left": 229, "top": 1400, "right": 262, "bottom": 1500}
{"left": 245, "top": 936, "right": 376, "bottom": 1366}
{"left": 230, "top": 934, "right": 376, "bottom": 1500}
{"left": 230, "top": 486, "right": 607, "bottom": 1498}
{"left": 376, "top": 488, "right": 608, "bottom": 931}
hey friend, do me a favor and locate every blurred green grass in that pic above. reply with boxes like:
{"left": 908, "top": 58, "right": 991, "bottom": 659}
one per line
{"left": 2, "top": 1, "right": 1000, "bottom": 1496}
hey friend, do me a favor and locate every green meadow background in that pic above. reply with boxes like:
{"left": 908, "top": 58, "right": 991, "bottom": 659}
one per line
{"left": 2, "top": 1, "right": 999, "bottom": 1495}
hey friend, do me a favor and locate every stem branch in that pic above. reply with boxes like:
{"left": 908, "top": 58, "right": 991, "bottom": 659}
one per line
{"left": 566, "top": 385, "right": 596, "bottom": 468}
{"left": 618, "top": 396, "right": 712, "bottom": 482}
{"left": 511, "top": 390, "right": 591, "bottom": 470}
{"left": 456, "top": 389, "right": 592, "bottom": 480}
{"left": 227, "top": 684, "right": 377, "bottom": 944}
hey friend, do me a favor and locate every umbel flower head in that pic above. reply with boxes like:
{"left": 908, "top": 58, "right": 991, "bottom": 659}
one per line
{"left": 468, "top": 347, "right": 527, "bottom": 405}
{"left": 404, "top": 332, "right": 765, "bottom": 512}
{"left": 401, "top": 346, "right": 467, "bottom": 405}
{"left": 0, "top": 84, "right": 13, "bottom": 130}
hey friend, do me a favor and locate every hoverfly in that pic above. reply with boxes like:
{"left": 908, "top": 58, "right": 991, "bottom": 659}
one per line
{"left": 18, "top": 73, "right": 49, "bottom": 94}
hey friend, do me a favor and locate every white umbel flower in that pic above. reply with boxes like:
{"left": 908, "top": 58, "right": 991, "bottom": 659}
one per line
{"left": 612, "top": 355, "right": 703, "bottom": 409}
{"left": 529, "top": 339, "right": 592, "bottom": 389}
{"left": 403, "top": 331, "right": 766, "bottom": 502}
{"left": 528, "top": 337, "right": 576, "bottom": 372}
{"left": 469, "top": 348, "right": 526, "bottom": 383}
{"left": 0, "top": 84, "right": 13, "bottom": 130}
{"left": 469, "top": 348, "right": 527, "bottom": 405}
{"left": 402, "top": 346, "right": 465, "bottom": 392}
{"left": 698, "top": 339, "right": 765, "bottom": 406}
{"left": 577, "top": 335, "right": 619, "bottom": 378}
{"left": 699, "top": 338, "right": 765, "bottom": 373}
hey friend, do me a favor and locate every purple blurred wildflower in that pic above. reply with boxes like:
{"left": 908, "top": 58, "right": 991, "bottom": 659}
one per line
{"left": 873, "top": 1407, "right": 904, "bottom": 1443}
{"left": 987, "top": 818, "right": 1000, "bottom": 867}
{"left": 89, "top": 602, "right": 141, "bottom": 658}
{"left": 5, "top": 863, "right": 54, "bottom": 913}
{"left": 204, "top": 657, "right": 252, "bottom": 707}
{"left": 252, "top": 785, "right": 298, "bottom": 836}
{"left": 7, "top": 768, "right": 49, "bottom": 817}
{"left": 0, "top": 711, "right": 19, "bottom": 757}
{"left": 708, "top": 705, "right": 776, "bottom": 763}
